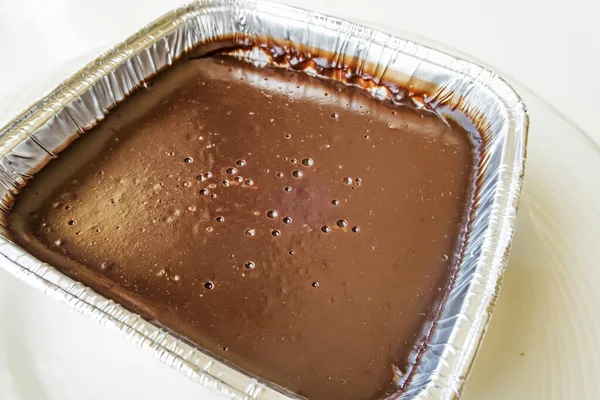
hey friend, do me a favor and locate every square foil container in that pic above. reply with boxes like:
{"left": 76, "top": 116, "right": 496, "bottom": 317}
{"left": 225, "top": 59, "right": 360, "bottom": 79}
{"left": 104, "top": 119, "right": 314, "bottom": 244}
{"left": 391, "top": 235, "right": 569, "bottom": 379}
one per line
{"left": 0, "top": 1, "right": 528, "bottom": 399}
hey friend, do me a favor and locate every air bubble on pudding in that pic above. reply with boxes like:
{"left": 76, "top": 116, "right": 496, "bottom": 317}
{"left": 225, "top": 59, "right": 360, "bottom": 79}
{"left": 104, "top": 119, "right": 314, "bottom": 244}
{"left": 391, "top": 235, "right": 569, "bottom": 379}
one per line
{"left": 244, "top": 179, "right": 254, "bottom": 186}
{"left": 301, "top": 158, "right": 314, "bottom": 167}
{"left": 336, "top": 219, "right": 347, "bottom": 228}
{"left": 330, "top": 113, "right": 339, "bottom": 119}
{"left": 204, "top": 281, "right": 214, "bottom": 290}
{"left": 352, "top": 226, "right": 360, "bottom": 233}
{"left": 235, "top": 159, "right": 246, "bottom": 167}
{"left": 267, "top": 210, "right": 278, "bottom": 219}
{"left": 208, "top": 183, "right": 217, "bottom": 189}
{"left": 234, "top": 176, "right": 243, "bottom": 183}
{"left": 292, "top": 170, "right": 303, "bottom": 178}
{"left": 283, "top": 217, "right": 292, "bottom": 224}
{"left": 199, "top": 189, "right": 209, "bottom": 196}
{"left": 342, "top": 177, "right": 352, "bottom": 185}
{"left": 283, "top": 186, "right": 292, "bottom": 192}
{"left": 100, "top": 262, "right": 113, "bottom": 271}
{"left": 245, "top": 261, "right": 255, "bottom": 270}
{"left": 272, "top": 229, "right": 281, "bottom": 237}
{"left": 222, "top": 180, "right": 230, "bottom": 187}
{"left": 184, "top": 157, "right": 193, "bottom": 163}
{"left": 67, "top": 220, "right": 77, "bottom": 226}
{"left": 276, "top": 172, "right": 284, "bottom": 178}
{"left": 226, "top": 167, "right": 237, "bottom": 175}
{"left": 54, "top": 239, "right": 62, "bottom": 246}
{"left": 321, "top": 225, "right": 331, "bottom": 233}
{"left": 331, "top": 199, "right": 340, "bottom": 206}
{"left": 216, "top": 216, "right": 225, "bottom": 223}
{"left": 289, "top": 250, "right": 295, "bottom": 255}
{"left": 312, "top": 281, "right": 320, "bottom": 288}
{"left": 245, "top": 228, "right": 256, "bottom": 237}
{"left": 210, "top": 193, "right": 217, "bottom": 199}
{"left": 285, "top": 134, "right": 291, "bottom": 139}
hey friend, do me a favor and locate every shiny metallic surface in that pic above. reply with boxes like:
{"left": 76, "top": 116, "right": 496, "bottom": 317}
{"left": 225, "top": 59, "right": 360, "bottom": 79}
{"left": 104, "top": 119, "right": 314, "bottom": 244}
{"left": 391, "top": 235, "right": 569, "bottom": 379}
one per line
{"left": 0, "top": 1, "right": 527, "bottom": 399}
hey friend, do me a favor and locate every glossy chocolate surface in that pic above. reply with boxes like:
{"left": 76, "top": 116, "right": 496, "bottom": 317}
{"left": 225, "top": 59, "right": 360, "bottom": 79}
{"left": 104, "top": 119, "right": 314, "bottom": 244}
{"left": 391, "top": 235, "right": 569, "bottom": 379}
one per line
{"left": 9, "top": 56, "right": 477, "bottom": 400}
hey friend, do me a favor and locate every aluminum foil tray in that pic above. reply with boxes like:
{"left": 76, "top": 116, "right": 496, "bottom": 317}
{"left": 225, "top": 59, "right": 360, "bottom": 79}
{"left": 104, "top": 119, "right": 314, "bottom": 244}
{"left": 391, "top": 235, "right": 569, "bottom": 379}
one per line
{"left": 0, "top": 1, "right": 528, "bottom": 399}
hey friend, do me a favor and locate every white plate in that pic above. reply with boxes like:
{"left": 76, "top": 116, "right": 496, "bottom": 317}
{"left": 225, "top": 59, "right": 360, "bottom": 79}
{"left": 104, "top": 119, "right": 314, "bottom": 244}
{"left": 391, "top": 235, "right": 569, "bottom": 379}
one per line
{"left": 1, "top": 6, "right": 599, "bottom": 400}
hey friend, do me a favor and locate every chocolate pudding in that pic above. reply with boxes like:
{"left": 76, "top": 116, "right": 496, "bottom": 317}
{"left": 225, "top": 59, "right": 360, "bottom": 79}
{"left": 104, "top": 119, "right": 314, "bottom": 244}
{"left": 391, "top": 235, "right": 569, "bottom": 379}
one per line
{"left": 8, "top": 55, "right": 478, "bottom": 400}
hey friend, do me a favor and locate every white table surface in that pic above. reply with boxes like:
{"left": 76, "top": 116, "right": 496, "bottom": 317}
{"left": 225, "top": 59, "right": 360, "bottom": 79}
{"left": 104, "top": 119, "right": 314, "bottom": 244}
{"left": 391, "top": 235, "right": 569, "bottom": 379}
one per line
{"left": 1, "top": 1, "right": 599, "bottom": 399}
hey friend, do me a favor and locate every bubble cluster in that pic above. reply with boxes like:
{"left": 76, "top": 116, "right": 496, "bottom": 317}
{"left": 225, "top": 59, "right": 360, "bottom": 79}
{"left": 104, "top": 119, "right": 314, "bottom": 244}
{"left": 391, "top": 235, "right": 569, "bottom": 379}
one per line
{"left": 197, "top": 172, "right": 212, "bottom": 182}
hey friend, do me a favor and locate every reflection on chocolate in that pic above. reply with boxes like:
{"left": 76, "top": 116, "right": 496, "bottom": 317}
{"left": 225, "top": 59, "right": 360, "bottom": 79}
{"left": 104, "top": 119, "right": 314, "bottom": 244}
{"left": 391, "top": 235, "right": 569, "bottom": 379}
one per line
{"left": 8, "top": 55, "right": 477, "bottom": 400}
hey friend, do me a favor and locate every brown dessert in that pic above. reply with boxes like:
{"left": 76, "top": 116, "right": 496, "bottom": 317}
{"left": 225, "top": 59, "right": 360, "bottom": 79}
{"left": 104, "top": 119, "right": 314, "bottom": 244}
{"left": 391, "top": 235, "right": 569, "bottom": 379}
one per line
{"left": 8, "top": 55, "right": 477, "bottom": 400}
